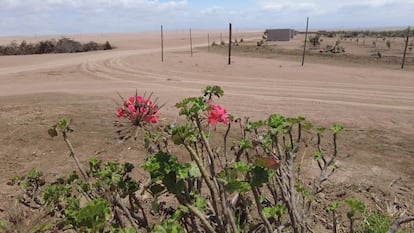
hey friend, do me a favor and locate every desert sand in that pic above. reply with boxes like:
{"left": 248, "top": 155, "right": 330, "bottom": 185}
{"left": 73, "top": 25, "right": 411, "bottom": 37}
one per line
{"left": 0, "top": 31, "right": 413, "bottom": 226}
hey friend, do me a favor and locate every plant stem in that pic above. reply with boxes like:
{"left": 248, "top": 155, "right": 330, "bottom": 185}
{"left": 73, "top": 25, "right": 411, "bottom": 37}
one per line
{"left": 387, "top": 216, "right": 414, "bottom": 233}
{"left": 114, "top": 193, "right": 139, "bottom": 230}
{"left": 62, "top": 131, "right": 88, "bottom": 181}
{"left": 252, "top": 187, "right": 273, "bottom": 233}
{"left": 184, "top": 144, "right": 224, "bottom": 232}
{"left": 177, "top": 195, "right": 217, "bottom": 233}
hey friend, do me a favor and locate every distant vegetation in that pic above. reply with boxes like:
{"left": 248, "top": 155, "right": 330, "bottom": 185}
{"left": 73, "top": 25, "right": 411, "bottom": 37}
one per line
{"left": 0, "top": 37, "right": 113, "bottom": 56}
{"left": 316, "top": 27, "right": 413, "bottom": 39}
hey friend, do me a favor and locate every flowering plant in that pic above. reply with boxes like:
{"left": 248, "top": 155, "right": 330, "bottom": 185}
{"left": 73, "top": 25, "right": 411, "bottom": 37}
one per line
{"left": 117, "top": 94, "right": 160, "bottom": 125}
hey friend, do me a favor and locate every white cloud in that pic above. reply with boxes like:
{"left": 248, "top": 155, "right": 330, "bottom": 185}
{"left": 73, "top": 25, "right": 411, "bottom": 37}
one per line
{"left": 0, "top": 0, "right": 413, "bottom": 36}
{"left": 257, "top": 1, "right": 325, "bottom": 15}
{"left": 340, "top": 0, "right": 414, "bottom": 7}
{"left": 256, "top": 0, "right": 414, "bottom": 12}
{"left": 200, "top": 6, "right": 225, "bottom": 15}
{"left": 1, "top": 0, "right": 188, "bottom": 11}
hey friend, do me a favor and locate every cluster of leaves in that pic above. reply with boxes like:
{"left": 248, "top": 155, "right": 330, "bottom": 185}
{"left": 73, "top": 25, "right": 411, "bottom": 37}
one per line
{"left": 0, "top": 38, "right": 112, "bottom": 56}
{"left": 8, "top": 157, "right": 143, "bottom": 232}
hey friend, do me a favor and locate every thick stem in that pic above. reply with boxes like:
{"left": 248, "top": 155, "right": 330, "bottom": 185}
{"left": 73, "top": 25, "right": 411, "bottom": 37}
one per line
{"left": 131, "top": 195, "right": 149, "bottom": 227}
{"left": 288, "top": 152, "right": 303, "bottom": 231}
{"left": 387, "top": 216, "right": 414, "bottom": 233}
{"left": 252, "top": 187, "right": 273, "bottom": 233}
{"left": 332, "top": 211, "right": 337, "bottom": 233}
{"left": 349, "top": 218, "right": 355, "bottom": 233}
{"left": 114, "top": 193, "right": 139, "bottom": 230}
{"left": 223, "top": 122, "right": 231, "bottom": 167}
{"left": 195, "top": 119, "right": 217, "bottom": 175}
{"left": 184, "top": 144, "right": 224, "bottom": 231}
{"left": 220, "top": 185, "right": 239, "bottom": 233}
{"left": 62, "top": 132, "right": 88, "bottom": 181}
{"left": 177, "top": 196, "right": 217, "bottom": 233}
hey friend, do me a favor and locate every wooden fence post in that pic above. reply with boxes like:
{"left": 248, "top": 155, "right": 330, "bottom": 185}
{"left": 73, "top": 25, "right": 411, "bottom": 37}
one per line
{"left": 190, "top": 28, "right": 193, "bottom": 56}
{"left": 301, "top": 17, "right": 309, "bottom": 66}
{"left": 208, "top": 33, "right": 210, "bottom": 52}
{"left": 161, "top": 25, "right": 164, "bottom": 62}
{"left": 401, "top": 28, "right": 410, "bottom": 69}
{"left": 228, "top": 23, "right": 232, "bottom": 65}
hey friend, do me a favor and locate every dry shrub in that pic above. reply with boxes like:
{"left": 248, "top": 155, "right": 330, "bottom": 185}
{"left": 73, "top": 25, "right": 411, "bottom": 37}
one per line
{"left": 0, "top": 38, "right": 113, "bottom": 56}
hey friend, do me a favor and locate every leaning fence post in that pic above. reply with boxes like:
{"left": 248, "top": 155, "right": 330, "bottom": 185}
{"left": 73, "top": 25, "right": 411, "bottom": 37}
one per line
{"left": 401, "top": 28, "right": 410, "bottom": 69}
{"left": 302, "top": 17, "right": 309, "bottom": 66}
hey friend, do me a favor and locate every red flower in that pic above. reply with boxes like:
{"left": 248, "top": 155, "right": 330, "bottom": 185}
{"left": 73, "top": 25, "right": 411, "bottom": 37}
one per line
{"left": 255, "top": 156, "right": 279, "bottom": 170}
{"left": 208, "top": 103, "right": 229, "bottom": 126}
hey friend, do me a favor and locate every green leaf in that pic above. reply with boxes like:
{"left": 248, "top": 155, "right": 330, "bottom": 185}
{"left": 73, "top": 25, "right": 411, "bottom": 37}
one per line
{"left": 194, "top": 195, "right": 206, "bottom": 213}
{"left": 268, "top": 114, "right": 286, "bottom": 129}
{"left": 148, "top": 183, "right": 165, "bottom": 197}
{"left": 233, "top": 162, "right": 250, "bottom": 173}
{"left": 202, "top": 85, "right": 224, "bottom": 99}
{"left": 66, "top": 198, "right": 111, "bottom": 232}
{"left": 188, "top": 162, "right": 201, "bottom": 178}
{"left": 262, "top": 135, "right": 272, "bottom": 149}
{"left": 163, "top": 172, "right": 186, "bottom": 195}
{"left": 303, "top": 122, "right": 313, "bottom": 131}
{"left": 345, "top": 199, "right": 365, "bottom": 214}
{"left": 317, "top": 127, "right": 326, "bottom": 134}
{"left": 175, "top": 97, "right": 208, "bottom": 121}
{"left": 28, "top": 169, "right": 43, "bottom": 180}
{"left": 123, "top": 162, "right": 134, "bottom": 173}
{"left": 177, "top": 167, "right": 188, "bottom": 180}
{"left": 263, "top": 204, "right": 287, "bottom": 219}
{"left": 295, "top": 184, "right": 315, "bottom": 201}
{"left": 250, "top": 166, "right": 271, "bottom": 187}
{"left": 57, "top": 119, "right": 71, "bottom": 131}
{"left": 246, "top": 120, "right": 265, "bottom": 131}
{"left": 42, "top": 184, "right": 71, "bottom": 206}
{"left": 239, "top": 139, "right": 253, "bottom": 150}
{"left": 313, "top": 151, "right": 322, "bottom": 161}
{"left": 327, "top": 202, "right": 339, "bottom": 212}
{"left": 225, "top": 181, "right": 251, "bottom": 194}
{"left": 331, "top": 125, "right": 344, "bottom": 133}
{"left": 170, "top": 124, "right": 196, "bottom": 145}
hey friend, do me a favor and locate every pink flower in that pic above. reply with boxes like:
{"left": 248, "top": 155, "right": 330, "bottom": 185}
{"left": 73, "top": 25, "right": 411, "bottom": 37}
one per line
{"left": 128, "top": 103, "right": 136, "bottom": 114}
{"left": 208, "top": 104, "right": 229, "bottom": 126}
{"left": 117, "top": 95, "right": 160, "bottom": 126}
{"left": 116, "top": 108, "right": 125, "bottom": 117}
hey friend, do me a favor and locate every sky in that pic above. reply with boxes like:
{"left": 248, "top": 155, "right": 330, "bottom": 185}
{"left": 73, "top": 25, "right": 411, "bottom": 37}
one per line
{"left": 0, "top": 0, "right": 413, "bottom": 36}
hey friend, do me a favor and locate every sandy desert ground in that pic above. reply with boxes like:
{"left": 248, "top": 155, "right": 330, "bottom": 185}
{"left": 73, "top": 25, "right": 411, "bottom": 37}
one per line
{"left": 0, "top": 30, "right": 413, "bottom": 229}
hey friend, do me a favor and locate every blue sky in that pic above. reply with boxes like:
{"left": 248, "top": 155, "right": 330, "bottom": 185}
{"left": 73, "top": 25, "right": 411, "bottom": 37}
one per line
{"left": 1, "top": 0, "right": 413, "bottom": 36}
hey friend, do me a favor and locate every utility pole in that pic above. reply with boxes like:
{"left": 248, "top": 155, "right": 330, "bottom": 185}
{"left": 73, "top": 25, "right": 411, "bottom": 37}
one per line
{"left": 401, "top": 27, "right": 410, "bottom": 69}
{"left": 208, "top": 33, "right": 210, "bottom": 52}
{"left": 161, "top": 25, "right": 164, "bottom": 62}
{"left": 301, "top": 17, "right": 309, "bottom": 66}
{"left": 190, "top": 28, "right": 193, "bottom": 56}
{"left": 228, "top": 23, "right": 232, "bottom": 65}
